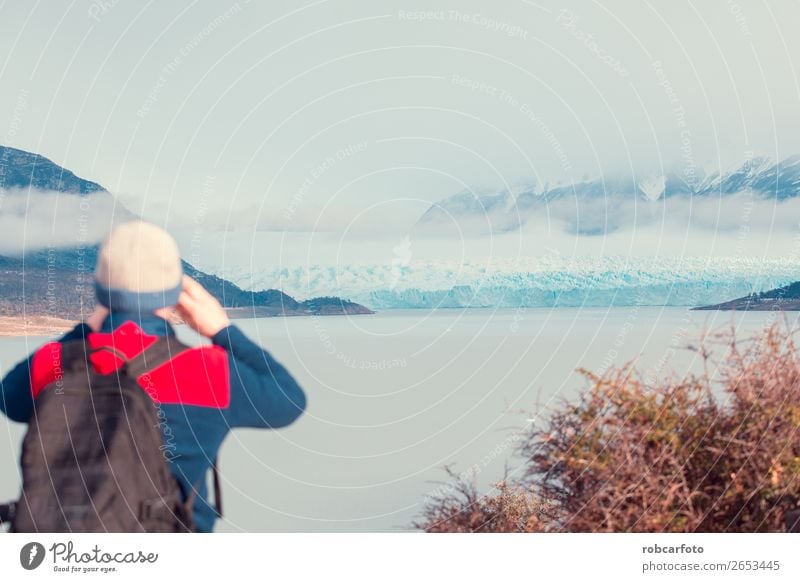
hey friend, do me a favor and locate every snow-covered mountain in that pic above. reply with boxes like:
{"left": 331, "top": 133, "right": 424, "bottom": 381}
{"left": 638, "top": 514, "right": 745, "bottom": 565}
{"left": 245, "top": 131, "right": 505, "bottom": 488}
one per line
{"left": 192, "top": 154, "right": 800, "bottom": 311}
{"left": 209, "top": 256, "right": 800, "bottom": 310}
{"left": 415, "top": 155, "right": 800, "bottom": 236}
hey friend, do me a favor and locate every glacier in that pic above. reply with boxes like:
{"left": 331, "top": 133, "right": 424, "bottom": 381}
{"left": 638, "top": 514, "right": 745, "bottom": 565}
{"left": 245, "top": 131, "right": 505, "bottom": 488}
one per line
{"left": 208, "top": 256, "right": 800, "bottom": 310}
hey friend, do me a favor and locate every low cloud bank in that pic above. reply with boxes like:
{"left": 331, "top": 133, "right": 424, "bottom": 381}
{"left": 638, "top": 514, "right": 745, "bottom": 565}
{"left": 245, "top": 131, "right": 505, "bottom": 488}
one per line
{"left": 0, "top": 189, "right": 133, "bottom": 255}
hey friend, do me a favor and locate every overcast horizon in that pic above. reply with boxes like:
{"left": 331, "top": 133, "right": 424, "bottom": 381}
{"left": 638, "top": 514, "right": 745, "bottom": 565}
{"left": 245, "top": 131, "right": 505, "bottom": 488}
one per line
{"left": 2, "top": 0, "right": 800, "bottom": 238}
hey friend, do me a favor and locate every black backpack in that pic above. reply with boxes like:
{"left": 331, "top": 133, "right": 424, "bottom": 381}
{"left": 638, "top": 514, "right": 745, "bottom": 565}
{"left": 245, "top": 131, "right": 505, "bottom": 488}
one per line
{"left": 9, "top": 336, "right": 198, "bottom": 533}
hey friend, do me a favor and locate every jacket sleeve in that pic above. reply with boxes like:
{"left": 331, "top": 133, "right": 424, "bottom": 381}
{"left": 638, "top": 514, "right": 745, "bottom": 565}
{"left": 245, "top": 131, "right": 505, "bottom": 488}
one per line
{"left": 211, "top": 325, "right": 306, "bottom": 429}
{"left": 0, "top": 324, "right": 91, "bottom": 423}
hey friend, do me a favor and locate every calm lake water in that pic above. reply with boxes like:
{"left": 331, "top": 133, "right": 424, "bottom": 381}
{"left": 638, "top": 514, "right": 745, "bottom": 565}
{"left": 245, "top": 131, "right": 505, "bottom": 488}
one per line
{"left": 1, "top": 307, "right": 797, "bottom": 531}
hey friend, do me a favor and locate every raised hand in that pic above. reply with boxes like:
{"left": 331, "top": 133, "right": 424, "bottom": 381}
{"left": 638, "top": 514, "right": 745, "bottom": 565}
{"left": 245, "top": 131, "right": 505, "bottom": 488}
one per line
{"left": 176, "top": 275, "right": 230, "bottom": 338}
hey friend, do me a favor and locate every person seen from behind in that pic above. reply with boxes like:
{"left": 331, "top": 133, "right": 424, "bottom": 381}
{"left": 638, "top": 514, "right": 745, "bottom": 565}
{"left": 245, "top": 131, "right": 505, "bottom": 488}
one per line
{"left": 0, "top": 221, "right": 306, "bottom": 532}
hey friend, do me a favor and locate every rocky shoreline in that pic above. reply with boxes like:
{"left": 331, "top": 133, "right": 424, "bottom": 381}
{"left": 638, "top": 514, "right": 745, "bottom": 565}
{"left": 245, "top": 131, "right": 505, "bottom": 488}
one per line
{"left": 0, "top": 316, "right": 78, "bottom": 337}
{"left": 0, "top": 304, "right": 375, "bottom": 337}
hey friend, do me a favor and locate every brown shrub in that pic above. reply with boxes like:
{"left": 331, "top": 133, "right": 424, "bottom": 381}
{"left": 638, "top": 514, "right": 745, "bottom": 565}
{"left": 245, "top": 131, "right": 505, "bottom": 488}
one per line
{"left": 417, "top": 322, "right": 800, "bottom": 532}
{"left": 414, "top": 469, "right": 551, "bottom": 533}
{"left": 698, "top": 324, "right": 800, "bottom": 531}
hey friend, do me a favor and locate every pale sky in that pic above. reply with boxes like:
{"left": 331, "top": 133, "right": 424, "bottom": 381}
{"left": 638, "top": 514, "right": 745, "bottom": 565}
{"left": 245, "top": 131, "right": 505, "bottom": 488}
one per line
{"left": 2, "top": 0, "right": 799, "bottom": 236}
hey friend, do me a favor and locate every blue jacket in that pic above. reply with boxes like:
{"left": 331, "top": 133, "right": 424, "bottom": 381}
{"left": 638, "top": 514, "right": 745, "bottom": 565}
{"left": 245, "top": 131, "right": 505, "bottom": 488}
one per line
{"left": 0, "top": 312, "right": 306, "bottom": 532}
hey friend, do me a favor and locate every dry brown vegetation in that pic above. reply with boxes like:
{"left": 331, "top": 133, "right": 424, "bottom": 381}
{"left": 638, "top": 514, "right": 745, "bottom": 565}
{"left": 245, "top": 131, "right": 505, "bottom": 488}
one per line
{"left": 414, "top": 468, "right": 553, "bottom": 533}
{"left": 416, "top": 322, "right": 800, "bottom": 533}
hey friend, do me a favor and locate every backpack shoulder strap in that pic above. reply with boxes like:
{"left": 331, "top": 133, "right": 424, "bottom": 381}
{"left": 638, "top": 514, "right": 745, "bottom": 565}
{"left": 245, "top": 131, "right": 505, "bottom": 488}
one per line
{"left": 59, "top": 339, "right": 93, "bottom": 374}
{"left": 60, "top": 336, "right": 187, "bottom": 378}
{"left": 60, "top": 340, "right": 129, "bottom": 376}
{"left": 125, "top": 336, "right": 190, "bottom": 378}
{"left": 212, "top": 460, "right": 223, "bottom": 518}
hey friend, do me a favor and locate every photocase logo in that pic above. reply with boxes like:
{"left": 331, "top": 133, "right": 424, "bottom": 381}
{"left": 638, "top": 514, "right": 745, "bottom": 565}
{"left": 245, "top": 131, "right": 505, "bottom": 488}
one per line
{"left": 20, "top": 542, "right": 46, "bottom": 570}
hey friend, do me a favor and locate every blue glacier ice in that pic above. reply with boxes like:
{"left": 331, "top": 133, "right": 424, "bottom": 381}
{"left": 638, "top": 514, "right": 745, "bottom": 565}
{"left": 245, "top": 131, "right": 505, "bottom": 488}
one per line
{"left": 210, "top": 256, "right": 800, "bottom": 310}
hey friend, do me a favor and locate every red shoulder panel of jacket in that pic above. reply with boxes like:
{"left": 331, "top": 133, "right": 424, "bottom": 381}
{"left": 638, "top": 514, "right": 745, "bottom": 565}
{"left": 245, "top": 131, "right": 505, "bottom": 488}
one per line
{"left": 30, "top": 321, "right": 230, "bottom": 409}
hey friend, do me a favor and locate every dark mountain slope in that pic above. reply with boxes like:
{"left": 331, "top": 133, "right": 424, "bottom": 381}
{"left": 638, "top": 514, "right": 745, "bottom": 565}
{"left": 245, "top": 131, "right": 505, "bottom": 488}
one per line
{"left": 0, "top": 146, "right": 105, "bottom": 193}
{"left": 0, "top": 146, "right": 372, "bottom": 319}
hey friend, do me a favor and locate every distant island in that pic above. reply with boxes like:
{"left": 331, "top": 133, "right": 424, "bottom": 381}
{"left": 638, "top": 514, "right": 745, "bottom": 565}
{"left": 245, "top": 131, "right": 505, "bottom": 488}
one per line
{"left": 694, "top": 281, "right": 800, "bottom": 311}
{"left": 0, "top": 145, "right": 373, "bottom": 328}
